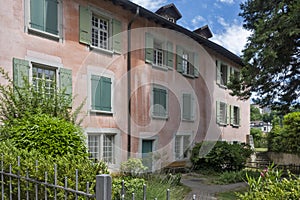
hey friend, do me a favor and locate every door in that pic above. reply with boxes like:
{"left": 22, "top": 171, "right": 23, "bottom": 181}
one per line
{"left": 142, "top": 140, "right": 153, "bottom": 172}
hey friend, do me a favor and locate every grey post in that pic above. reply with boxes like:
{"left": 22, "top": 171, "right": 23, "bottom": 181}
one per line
{"left": 96, "top": 174, "right": 112, "bottom": 200}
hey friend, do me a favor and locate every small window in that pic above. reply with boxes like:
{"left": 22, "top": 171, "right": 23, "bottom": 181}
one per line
{"left": 92, "top": 14, "right": 109, "bottom": 50}
{"left": 216, "top": 60, "right": 230, "bottom": 87}
{"left": 28, "top": 0, "right": 61, "bottom": 39}
{"left": 152, "top": 85, "right": 168, "bottom": 118}
{"left": 175, "top": 135, "right": 190, "bottom": 160}
{"left": 32, "top": 64, "right": 56, "bottom": 96}
{"left": 91, "top": 75, "right": 112, "bottom": 113}
{"left": 220, "top": 63, "right": 228, "bottom": 85}
{"left": 153, "top": 42, "right": 164, "bottom": 67}
{"left": 88, "top": 134, "right": 115, "bottom": 163}
{"left": 230, "top": 105, "right": 240, "bottom": 127}
{"left": 182, "top": 53, "right": 194, "bottom": 76}
{"left": 182, "top": 93, "right": 194, "bottom": 121}
{"left": 217, "top": 101, "right": 228, "bottom": 125}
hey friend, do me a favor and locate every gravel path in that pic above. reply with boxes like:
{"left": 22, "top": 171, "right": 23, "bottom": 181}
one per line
{"left": 181, "top": 174, "right": 248, "bottom": 200}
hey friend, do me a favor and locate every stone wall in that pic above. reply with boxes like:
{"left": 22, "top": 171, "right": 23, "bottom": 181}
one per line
{"left": 268, "top": 152, "right": 300, "bottom": 165}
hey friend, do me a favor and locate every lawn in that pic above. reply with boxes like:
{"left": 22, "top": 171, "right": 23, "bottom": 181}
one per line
{"left": 216, "top": 187, "right": 248, "bottom": 200}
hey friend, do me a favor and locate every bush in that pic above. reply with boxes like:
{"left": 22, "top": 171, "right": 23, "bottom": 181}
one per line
{"left": 268, "top": 112, "right": 300, "bottom": 153}
{"left": 190, "top": 141, "right": 253, "bottom": 172}
{"left": 112, "top": 176, "right": 146, "bottom": 199}
{"left": 238, "top": 165, "right": 300, "bottom": 199}
{"left": 214, "top": 170, "right": 260, "bottom": 184}
{"left": 120, "top": 158, "right": 147, "bottom": 177}
{"left": 0, "top": 113, "right": 87, "bottom": 157}
{"left": 0, "top": 141, "right": 109, "bottom": 199}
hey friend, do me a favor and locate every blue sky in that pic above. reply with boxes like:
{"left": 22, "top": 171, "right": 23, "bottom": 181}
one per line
{"left": 131, "top": 0, "right": 251, "bottom": 56}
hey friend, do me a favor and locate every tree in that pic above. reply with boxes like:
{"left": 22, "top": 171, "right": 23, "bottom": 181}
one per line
{"left": 229, "top": 0, "right": 300, "bottom": 114}
{"left": 250, "top": 105, "right": 262, "bottom": 121}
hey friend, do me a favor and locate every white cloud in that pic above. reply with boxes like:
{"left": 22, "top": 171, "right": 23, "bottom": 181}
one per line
{"left": 218, "top": 0, "right": 235, "bottom": 4}
{"left": 130, "top": 0, "right": 167, "bottom": 10}
{"left": 191, "top": 15, "right": 205, "bottom": 28}
{"left": 211, "top": 22, "right": 251, "bottom": 55}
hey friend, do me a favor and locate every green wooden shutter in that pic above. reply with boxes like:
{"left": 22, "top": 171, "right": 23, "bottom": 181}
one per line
{"left": 13, "top": 58, "right": 30, "bottom": 88}
{"left": 145, "top": 32, "right": 154, "bottom": 63}
{"left": 216, "top": 101, "right": 220, "bottom": 124}
{"left": 183, "top": 94, "right": 191, "bottom": 120}
{"left": 226, "top": 103, "right": 230, "bottom": 125}
{"left": 59, "top": 68, "right": 72, "bottom": 102}
{"left": 160, "top": 89, "right": 167, "bottom": 116}
{"left": 100, "top": 77, "right": 112, "bottom": 112}
{"left": 216, "top": 60, "right": 221, "bottom": 84}
{"left": 30, "top": 0, "right": 45, "bottom": 31}
{"left": 237, "top": 107, "right": 241, "bottom": 126}
{"left": 79, "top": 5, "right": 91, "bottom": 45}
{"left": 227, "top": 66, "right": 232, "bottom": 85}
{"left": 194, "top": 53, "right": 199, "bottom": 77}
{"left": 45, "top": 0, "right": 58, "bottom": 35}
{"left": 91, "top": 75, "right": 101, "bottom": 110}
{"left": 112, "top": 19, "right": 122, "bottom": 53}
{"left": 166, "top": 42, "right": 173, "bottom": 68}
{"left": 176, "top": 45, "right": 183, "bottom": 73}
{"left": 231, "top": 105, "right": 236, "bottom": 125}
{"left": 153, "top": 88, "right": 159, "bottom": 115}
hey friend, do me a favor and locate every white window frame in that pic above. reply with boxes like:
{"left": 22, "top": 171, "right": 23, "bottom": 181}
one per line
{"left": 218, "top": 101, "right": 227, "bottom": 125}
{"left": 152, "top": 39, "right": 167, "bottom": 70}
{"left": 89, "top": 8, "right": 114, "bottom": 54}
{"left": 174, "top": 133, "right": 192, "bottom": 160}
{"left": 87, "top": 133, "right": 116, "bottom": 164}
{"left": 182, "top": 51, "right": 194, "bottom": 77}
{"left": 24, "top": 0, "right": 63, "bottom": 41}
{"left": 231, "top": 105, "right": 240, "bottom": 127}
{"left": 91, "top": 14, "right": 110, "bottom": 50}
{"left": 181, "top": 93, "right": 195, "bottom": 121}
{"left": 151, "top": 84, "right": 169, "bottom": 119}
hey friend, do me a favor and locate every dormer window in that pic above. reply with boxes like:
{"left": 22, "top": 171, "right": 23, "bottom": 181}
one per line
{"left": 155, "top": 3, "right": 182, "bottom": 24}
{"left": 167, "top": 18, "right": 175, "bottom": 23}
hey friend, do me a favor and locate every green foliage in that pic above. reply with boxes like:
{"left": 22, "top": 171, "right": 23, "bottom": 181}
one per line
{"left": 120, "top": 158, "right": 148, "bottom": 176}
{"left": 251, "top": 128, "right": 267, "bottom": 148}
{"left": 238, "top": 165, "right": 300, "bottom": 199}
{"left": 0, "top": 67, "right": 84, "bottom": 126}
{"left": 0, "top": 141, "right": 109, "bottom": 199}
{"left": 250, "top": 105, "right": 262, "bottom": 121}
{"left": 214, "top": 170, "right": 260, "bottom": 185}
{"left": 112, "top": 176, "right": 146, "bottom": 199}
{"left": 228, "top": 0, "right": 300, "bottom": 113}
{"left": 0, "top": 113, "right": 87, "bottom": 157}
{"left": 190, "top": 141, "right": 253, "bottom": 172}
{"left": 268, "top": 112, "right": 300, "bottom": 153}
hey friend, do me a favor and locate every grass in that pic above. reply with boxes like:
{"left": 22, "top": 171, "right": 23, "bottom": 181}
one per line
{"left": 216, "top": 187, "right": 248, "bottom": 200}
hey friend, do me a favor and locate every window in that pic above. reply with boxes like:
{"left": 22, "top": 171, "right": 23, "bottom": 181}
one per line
{"left": 91, "top": 75, "right": 112, "bottom": 113}
{"left": 174, "top": 135, "right": 190, "bottom": 160}
{"left": 216, "top": 101, "right": 228, "bottom": 125}
{"left": 153, "top": 42, "right": 164, "bottom": 67}
{"left": 88, "top": 134, "right": 115, "bottom": 163}
{"left": 152, "top": 85, "right": 168, "bottom": 118}
{"left": 13, "top": 58, "right": 72, "bottom": 99}
{"left": 216, "top": 60, "right": 239, "bottom": 87}
{"left": 230, "top": 105, "right": 240, "bottom": 127}
{"left": 176, "top": 45, "right": 199, "bottom": 77}
{"left": 79, "top": 6, "right": 122, "bottom": 53}
{"left": 27, "top": 0, "right": 61, "bottom": 39}
{"left": 32, "top": 64, "right": 56, "bottom": 96}
{"left": 145, "top": 33, "right": 174, "bottom": 69}
{"left": 182, "top": 93, "right": 194, "bottom": 121}
{"left": 91, "top": 15, "right": 109, "bottom": 49}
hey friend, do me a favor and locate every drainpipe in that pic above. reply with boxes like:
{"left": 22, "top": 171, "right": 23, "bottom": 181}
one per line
{"left": 127, "top": 7, "right": 140, "bottom": 159}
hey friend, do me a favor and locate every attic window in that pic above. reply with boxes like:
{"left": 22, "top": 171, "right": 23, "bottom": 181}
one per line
{"left": 168, "top": 18, "right": 175, "bottom": 23}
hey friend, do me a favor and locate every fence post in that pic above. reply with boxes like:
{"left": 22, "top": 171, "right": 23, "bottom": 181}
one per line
{"left": 96, "top": 174, "right": 112, "bottom": 200}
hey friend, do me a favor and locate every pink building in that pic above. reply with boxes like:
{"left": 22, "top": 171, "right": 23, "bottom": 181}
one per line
{"left": 0, "top": 0, "right": 250, "bottom": 171}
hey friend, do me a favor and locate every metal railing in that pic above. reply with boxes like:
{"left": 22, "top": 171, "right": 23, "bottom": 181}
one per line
{"left": 0, "top": 155, "right": 111, "bottom": 200}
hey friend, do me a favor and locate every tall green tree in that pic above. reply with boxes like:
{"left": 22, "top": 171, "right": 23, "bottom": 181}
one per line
{"left": 250, "top": 105, "right": 262, "bottom": 121}
{"left": 229, "top": 0, "right": 300, "bottom": 114}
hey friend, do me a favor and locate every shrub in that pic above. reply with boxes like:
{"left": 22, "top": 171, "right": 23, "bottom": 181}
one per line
{"left": 238, "top": 165, "right": 300, "bottom": 199}
{"left": 268, "top": 112, "right": 300, "bottom": 153}
{"left": 120, "top": 158, "right": 148, "bottom": 176}
{"left": 0, "top": 141, "right": 109, "bottom": 199}
{"left": 190, "top": 141, "right": 253, "bottom": 172}
{"left": 112, "top": 176, "right": 146, "bottom": 199}
{"left": 0, "top": 113, "right": 87, "bottom": 157}
{"left": 214, "top": 170, "right": 260, "bottom": 184}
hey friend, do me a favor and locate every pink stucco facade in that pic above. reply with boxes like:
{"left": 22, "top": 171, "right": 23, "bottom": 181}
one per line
{"left": 0, "top": 0, "right": 250, "bottom": 171}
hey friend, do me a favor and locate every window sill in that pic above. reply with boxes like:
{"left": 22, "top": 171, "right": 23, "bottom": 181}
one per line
{"left": 28, "top": 27, "right": 60, "bottom": 42}
{"left": 152, "top": 64, "right": 168, "bottom": 71}
{"left": 217, "top": 83, "right": 228, "bottom": 89}
{"left": 90, "top": 109, "right": 113, "bottom": 115}
{"left": 217, "top": 122, "right": 227, "bottom": 126}
{"left": 231, "top": 124, "right": 240, "bottom": 128}
{"left": 90, "top": 46, "right": 114, "bottom": 55}
{"left": 182, "top": 118, "right": 194, "bottom": 122}
{"left": 182, "top": 73, "right": 195, "bottom": 79}
{"left": 152, "top": 115, "right": 168, "bottom": 120}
